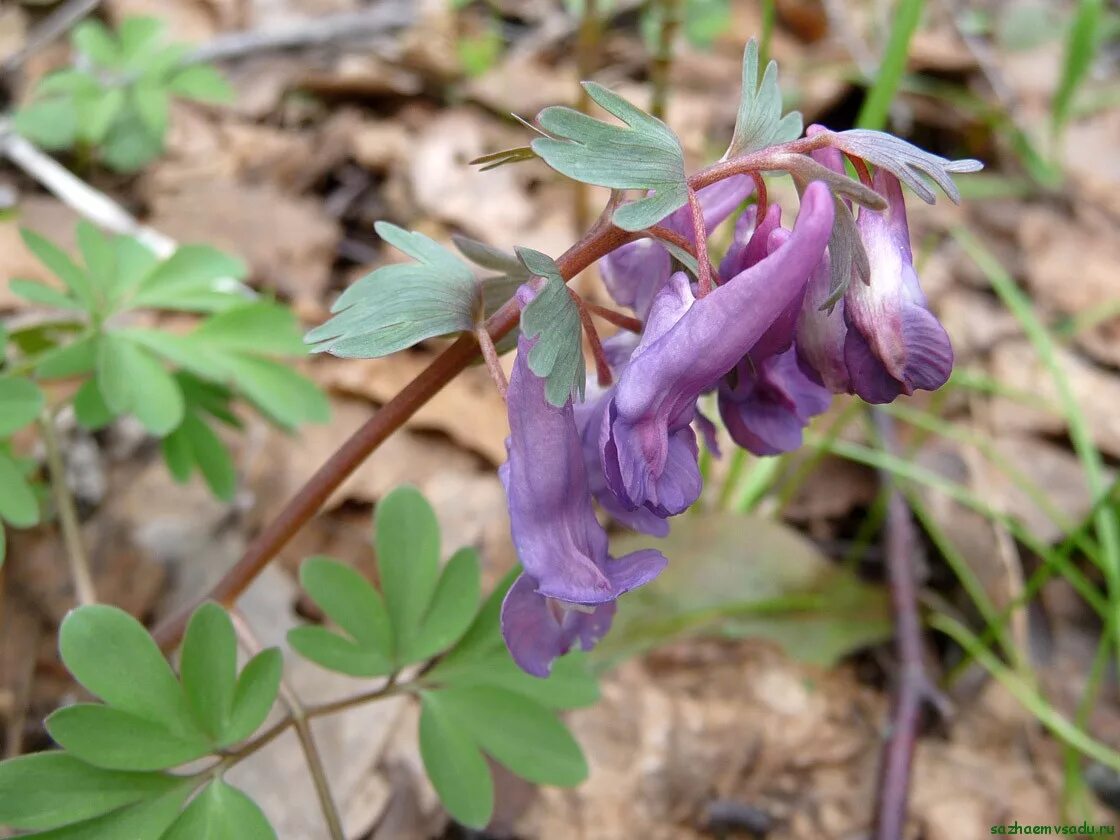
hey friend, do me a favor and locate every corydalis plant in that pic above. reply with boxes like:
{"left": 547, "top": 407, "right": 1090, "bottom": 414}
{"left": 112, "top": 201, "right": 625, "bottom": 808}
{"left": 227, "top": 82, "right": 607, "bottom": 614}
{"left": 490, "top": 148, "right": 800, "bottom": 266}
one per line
{"left": 308, "top": 38, "right": 982, "bottom": 676}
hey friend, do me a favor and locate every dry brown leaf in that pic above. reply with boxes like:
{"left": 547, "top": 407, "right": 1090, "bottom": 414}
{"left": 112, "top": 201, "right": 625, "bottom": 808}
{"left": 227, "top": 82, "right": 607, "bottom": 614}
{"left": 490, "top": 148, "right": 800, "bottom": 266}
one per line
{"left": 316, "top": 355, "right": 509, "bottom": 465}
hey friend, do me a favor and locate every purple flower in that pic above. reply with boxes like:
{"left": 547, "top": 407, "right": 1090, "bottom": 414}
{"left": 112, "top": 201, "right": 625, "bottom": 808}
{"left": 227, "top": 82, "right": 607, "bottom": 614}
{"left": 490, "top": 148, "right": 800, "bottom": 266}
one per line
{"left": 500, "top": 327, "right": 667, "bottom": 676}
{"left": 795, "top": 247, "right": 851, "bottom": 393}
{"left": 601, "top": 176, "right": 753, "bottom": 319}
{"left": 601, "top": 180, "right": 835, "bottom": 516}
{"left": 718, "top": 346, "right": 831, "bottom": 455}
{"left": 843, "top": 170, "right": 953, "bottom": 403}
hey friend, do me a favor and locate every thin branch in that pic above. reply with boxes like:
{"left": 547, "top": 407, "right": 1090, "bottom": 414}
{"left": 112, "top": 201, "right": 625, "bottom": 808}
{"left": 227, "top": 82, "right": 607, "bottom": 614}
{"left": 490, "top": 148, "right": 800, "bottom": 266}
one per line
{"left": 646, "top": 224, "right": 722, "bottom": 286}
{"left": 570, "top": 290, "right": 612, "bottom": 387}
{"left": 751, "top": 172, "right": 768, "bottom": 222}
{"left": 39, "top": 412, "right": 96, "bottom": 606}
{"left": 870, "top": 408, "right": 948, "bottom": 840}
{"left": 585, "top": 302, "right": 642, "bottom": 334}
{"left": 0, "top": 0, "right": 101, "bottom": 77}
{"left": 0, "top": 126, "right": 175, "bottom": 257}
{"left": 151, "top": 136, "right": 834, "bottom": 653}
{"left": 231, "top": 611, "right": 344, "bottom": 840}
{"left": 686, "top": 187, "right": 713, "bottom": 296}
{"left": 182, "top": 4, "right": 414, "bottom": 67}
{"left": 475, "top": 326, "right": 508, "bottom": 399}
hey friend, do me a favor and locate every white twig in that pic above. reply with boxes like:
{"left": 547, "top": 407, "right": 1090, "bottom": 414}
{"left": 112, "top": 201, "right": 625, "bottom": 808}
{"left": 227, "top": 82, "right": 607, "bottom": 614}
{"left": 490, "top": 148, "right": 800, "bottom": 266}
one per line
{"left": 0, "top": 123, "right": 175, "bottom": 257}
{"left": 182, "top": 4, "right": 415, "bottom": 66}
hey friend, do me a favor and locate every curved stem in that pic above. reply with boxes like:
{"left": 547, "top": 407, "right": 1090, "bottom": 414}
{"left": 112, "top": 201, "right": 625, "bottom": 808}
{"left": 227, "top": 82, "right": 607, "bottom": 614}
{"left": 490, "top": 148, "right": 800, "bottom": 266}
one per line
{"left": 153, "top": 136, "right": 833, "bottom": 652}
{"left": 686, "top": 187, "right": 713, "bottom": 296}
{"left": 646, "top": 225, "right": 722, "bottom": 286}
{"left": 584, "top": 302, "right": 643, "bottom": 334}
{"left": 39, "top": 413, "right": 96, "bottom": 605}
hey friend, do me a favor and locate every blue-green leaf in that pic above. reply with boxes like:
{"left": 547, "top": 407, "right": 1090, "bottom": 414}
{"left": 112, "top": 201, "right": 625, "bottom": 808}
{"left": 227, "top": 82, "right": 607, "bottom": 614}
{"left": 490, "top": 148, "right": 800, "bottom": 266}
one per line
{"left": 418, "top": 693, "right": 494, "bottom": 829}
{"left": 516, "top": 249, "right": 585, "bottom": 407}
{"left": 725, "top": 39, "right": 804, "bottom": 159}
{"left": 0, "top": 376, "right": 44, "bottom": 435}
{"left": 532, "top": 83, "right": 688, "bottom": 231}
{"left": 305, "top": 222, "right": 479, "bottom": 359}
{"left": 0, "top": 752, "right": 181, "bottom": 832}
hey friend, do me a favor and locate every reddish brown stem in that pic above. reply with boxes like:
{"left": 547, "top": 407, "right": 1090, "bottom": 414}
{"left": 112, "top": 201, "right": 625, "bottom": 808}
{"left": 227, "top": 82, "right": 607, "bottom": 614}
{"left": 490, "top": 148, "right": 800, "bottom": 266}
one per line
{"left": 152, "top": 134, "right": 836, "bottom": 652}
{"left": 585, "top": 302, "right": 642, "bottom": 334}
{"left": 751, "top": 172, "right": 768, "bottom": 222}
{"left": 570, "top": 290, "right": 612, "bottom": 387}
{"left": 646, "top": 225, "right": 722, "bottom": 286}
{"left": 475, "top": 326, "right": 508, "bottom": 399}
{"left": 845, "top": 153, "right": 874, "bottom": 187}
{"left": 871, "top": 408, "right": 946, "bottom": 840}
{"left": 686, "top": 187, "right": 712, "bottom": 296}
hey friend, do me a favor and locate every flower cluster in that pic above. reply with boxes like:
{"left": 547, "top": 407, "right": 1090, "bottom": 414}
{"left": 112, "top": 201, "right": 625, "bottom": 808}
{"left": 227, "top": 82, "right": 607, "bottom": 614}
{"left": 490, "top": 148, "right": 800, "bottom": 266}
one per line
{"left": 500, "top": 136, "right": 970, "bottom": 676}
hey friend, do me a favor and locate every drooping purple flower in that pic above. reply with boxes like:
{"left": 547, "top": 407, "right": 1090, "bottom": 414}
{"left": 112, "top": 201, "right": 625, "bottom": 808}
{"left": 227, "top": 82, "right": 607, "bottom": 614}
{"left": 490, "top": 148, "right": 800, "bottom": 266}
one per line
{"left": 843, "top": 170, "right": 953, "bottom": 403}
{"left": 795, "top": 246, "right": 851, "bottom": 393}
{"left": 500, "top": 327, "right": 667, "bottom": 676}
{"left": 600, "top": 180, "right": 835, "bottom": 516}
{"left": 601, "top": 176, "right": 753, "bottom": 319}
{"left": 718, "top": 346, "right": 831, "bottom": 455}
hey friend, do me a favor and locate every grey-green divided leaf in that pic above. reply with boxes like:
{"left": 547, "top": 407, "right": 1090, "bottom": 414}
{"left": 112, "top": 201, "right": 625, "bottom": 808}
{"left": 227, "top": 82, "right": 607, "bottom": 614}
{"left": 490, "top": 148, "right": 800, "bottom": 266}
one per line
{"left": 451, "top": 234, "right": 530, "bottom": 319}
{"left": 287, "top": 556, "right": 394, "bottom": 677}
{"left": 725, "top": 39, "right": 804, "bottom": 160}
{"left": 0, "top": 752, "right": 181, "bottom": 831}
{"left": 58, "top": 605, "right": 192, "bottom": 730}
{"left": 0, "top": 376, "right": 44, "bottom": 435}
{"left": 533, "top": 82, "right": 688, "bottom": 231}
{"left": 375, "top": 486, "right": 442, "bottom": 660}
{"left": 306, "top": 222, "right": 479, "bottom": 359}
{"left": 433, "top": 685, "right": 588, "bottom": 786}
{"left": 419, "top": 693, "right": 494, "bottom": 830}
{"left": 402, "top": 547, "right": 480, "bottom": 664}
{"left": 516, "top": 250, "right": 585, "bottom": 407}
{"left": 20, "top": 781, "right": 194, "bottom": 840}
{"left": 163, "top": 779, "right": 276, "bottom": 840}
{"left": 0, "top": 450, "right": 38, "bottom": 527}
{"left": 221, "top": 648, "right": 282, "bottom": 746}
{"left": 46, "top": 705, "right": 212, "bottom": 771}
{"left": 179, "top": 603, "right": 237, "bottom": 741}
{"left": 597, "top": 513, "right": 891, "bottom": 666}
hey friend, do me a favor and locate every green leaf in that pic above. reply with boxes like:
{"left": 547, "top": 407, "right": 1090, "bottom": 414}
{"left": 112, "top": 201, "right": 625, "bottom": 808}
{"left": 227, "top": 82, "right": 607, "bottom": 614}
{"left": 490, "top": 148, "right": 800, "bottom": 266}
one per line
{"left": 130, "top": 245, "right": 246, "bottom": 311}
{"left": 76, "top": 222, "right": 116, "bottom": 291}
{"left": 597, "top": 513, "right": 891, "bottom": 666}
{"left": 429, "top": 651, "right": 599, "bottom": 710}
{"left": 13, "top": 99, "right": 79, "bottom": 150}
{"left": 96, "top": 333, "right": 184, "bottom": 435}
{"left": 0, "top": 450, "right": 40, "bottom": 527}
{"left": 516, "top": 251, "right": 585, "bottom": 407}
{"left": 179, "top": 603, "right": 237, "bottom": 740}
{"left": 305, "top": 222, "right": 479, "bottom": 359}
{"left": 532, "top": 83, "right": 688, "bottom": 231}
{"left": 46, "top": 705, "right": 212, "bottom": 771}
{"left": 191, "top": 303, "right": 308, "bottom": 356}
{"left": 0, "top": 753, "right": 181, "bottom": 831}
{"left": 20, "top": 780, "right": 193, "bottom": 840}
{"left": 404, "top": 547, "right": 480, "bottom": 664}
{"left": 435, "top": 568, "right": 517, "bottom": 669}
{"left": 75, "top": 88, "right": 126, "bottom": 146}
{"left": 0, "top": 522, "right": 6, "bottom": 567}
{"left": 725, "top": 39, "right": 804, "bottom": 159}
{"left": 58, "top": 605, "right": 191, "bottom": 730}
{"left": 21, "top": 229, "right": 95, "bottom": 310}
{"left": 109, "top": 235, "right": 160, "bottom": 302}
{"left": 163, "top": 780, "right": 276, "bottom": 840}
{"left": 161, "top": 426, "right": 194, "bottom": 483}
{"left": 288, "top": 556, "right": 393, "bottom": 677}
{"left": 435, "top": 686, "right": 588, "bottom": 786}
{"left": 72, "top": 20, "right": 121, "bottom": 67}
{"left": 118, "top": 17, "right": 165, "bottom": 66}
{"left": 217, "top": 355, "right": 328, "bottom": 430}
{"left": 132, "top": 83, "right": 170, "bottom": 138}
{"left": 1054, "top": 0, "right": 1104, "bottom": 137}
{"left": 0, "top": 376, "right": 44, "bottom": 435}
{"left": 100, "top": 112, "right": 164, "bottom": 173}
{"left": 221, "top": 648, "right": 281, "bottom": 746}
{"left": 418, "top": 693, "right": 494, "bottom": 829}
{"left": 375, "top": 486, "right": 442, "bottom": 659}
{"left": 8, "top": 279, "right": 82, "bottom": 311}
{"left": 36, "top": 69, "right": 100, "bottom": 96}
{"left": 36, "top": 334, "right": 99, "bottom": 379}
{"left": 180, "top": 413, "right": 237, "bottom": 500}
{"left": 167, "top": 65, "right": 235, "bottom": 103}
{"left": 73, "top": 379, "right": 114, "bottom": 430}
